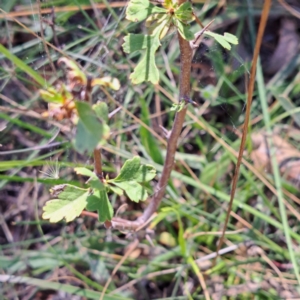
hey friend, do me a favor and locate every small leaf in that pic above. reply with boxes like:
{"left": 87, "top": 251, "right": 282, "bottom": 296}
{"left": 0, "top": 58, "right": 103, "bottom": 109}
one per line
{"left": 42, "top": 185, "right": 89, "bottom": 223}
{"left": 113, "top": 156, "right": 141, "bottom": 181}
{"left": 39, "top": 87, "right": 64, "bottom": 104}
{"left": 123, "top": 20, "right": 167, "bottom": 84}
{"left": 170, "top": 101, "right": 185, "bottom": 112}
{"left": 126, "top": 0, "right": 166, "bottom": 22}
{"left": 86, "top": 190, "right": 113, "bottom": 222}
{"left": 75, "top": 167, "right": 95, "bottom": 178}
{"left": 174, "top": 2, "right": 195, "bottom": 23}
{"left": 204, "top": 31, "right": 238, "bottom": 50}
{"left": 163, "top": 0, "right": 174, "bottom": 9}
{"left": 175, "top": 20, "right": 194, "bottom": 41}
{"left": 111, "top": 181, "right": 148, "bottom": 202}
{"left": 74, "top": 102, "right": 104, "bottom": 153}
{"left": 224, "top": 32, "right": 238, "bottom": 45}
{"left": 58, "top": 57, "right": 87, "bottom": 85}
{"left": 75, "top": 167, "right": 105, "bottom": 190}
{"left": 108, "top": 156, "right": 155, "bottom": 202}
{"left": 92, "top": 77, "right": 120, "bottom": 90}
{"left": 159, "top": 231, "right": 176, "bottom": 247}
{"left": 146, "top": 14, "right": 172, "bottom": 39}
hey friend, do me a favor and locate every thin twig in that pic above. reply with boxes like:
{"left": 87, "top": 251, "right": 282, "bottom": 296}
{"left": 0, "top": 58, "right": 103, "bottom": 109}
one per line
{"left": 93, "top": 148, "right": 103, "bottom": 181}
{"left": 278, "top": 0, "right": 300, "bottom": 19}
{"left": 37, "top": 0, "right": 56, "bottom": 73}
{"left": 214, "top": 0, "right": 272, "bottom": 262}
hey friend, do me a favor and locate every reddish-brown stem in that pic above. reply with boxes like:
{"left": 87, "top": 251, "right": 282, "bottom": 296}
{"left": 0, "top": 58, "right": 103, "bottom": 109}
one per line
{"left": 214, "top": 0, "right": 272, "bottom": 261}
{"left": 109, "top": 18, "right": 193, "bottom": 232}
{"left": 94, "top": 148, "right": 103, "bottom": 181}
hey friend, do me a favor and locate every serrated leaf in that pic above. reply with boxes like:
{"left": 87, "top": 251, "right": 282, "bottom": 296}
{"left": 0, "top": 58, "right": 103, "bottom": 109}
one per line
{"left": 126, "top": 0, "right": 166, "bottom": 22}
{"left": 108, "top": 156, "right": 155, "bottom": 202}
{"left": 112, "top": 181, "right": 148, "bottom": 202}
{"left": 113, "top": 156, "right": 141, "bottom": 181}
{"left": 86, "top": 190, "right": 113, "bottom": 222}
{"left": 93, "top": 102, "right": 109, "bottom": 123}
{"left": 175, "top": 19, "right": 194, "bottom": 41}
{"left": 42, "top": 185, "right": 89, "bottom": 223}
{"left": 110, "top": 157, "right": 155, "bottom": 183}
{"left": 174, "top": 2, "right": 195, "bottom": 23}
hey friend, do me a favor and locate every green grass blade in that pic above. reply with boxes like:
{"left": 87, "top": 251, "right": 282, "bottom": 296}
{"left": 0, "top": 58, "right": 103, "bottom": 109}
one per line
{"left": 0, "top": 43, "right": 45, "bottom": 87}
{"left": 256, "top": 58, "right": 300, "bottom": 285}
{"left": 0, "top": 275, "right": 130, "bottom": 300}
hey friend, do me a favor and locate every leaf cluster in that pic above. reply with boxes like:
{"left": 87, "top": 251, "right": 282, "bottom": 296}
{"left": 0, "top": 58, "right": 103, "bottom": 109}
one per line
{"left": 42, "top": 156, "right": 156, "bottom": 223}
{"left": 123, "top": 0, "right": 195, "bottom": 84}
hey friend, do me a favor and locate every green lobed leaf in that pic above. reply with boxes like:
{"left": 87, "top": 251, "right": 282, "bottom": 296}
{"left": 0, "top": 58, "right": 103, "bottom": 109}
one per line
{"left": 112, "top": 156, "right": 141, "bottom": 181}
{"left": 86, "top": 190, "right": 113, "bottom": 222}
{"left": 128, "top": 36, "right": 160, "bottom": 84}
{"left": 110, "top": 156, "right": 156, "bottom": 183}
{"left": 123, "top": 34, "right": 157, "bottom": 53}
{"left": 124, "top": 17, "right": 173, "bottom": 84}
{"left": 42, "top": 185, "right": 89, "bottom": 223}
{"left": 204, "top": 31, "right": 239, "bottom": 50}
{"left": 134, "top": 165, "right": 156, "bottom": 182}
{"left": 126, "top": 0, "right": 166, "bottom": 23}
{"left": 174, "top": 2, "right": 195, "bottom": 23}
{"left": 111, "top": 181, "right": 148, "bottom": 202}
{"left": 107, "top": 156, "right": 155, "bottom": 202}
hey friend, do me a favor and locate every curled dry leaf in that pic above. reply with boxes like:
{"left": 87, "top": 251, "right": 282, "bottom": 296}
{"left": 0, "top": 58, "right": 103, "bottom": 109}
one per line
{"left": 251, "top": 132, "right": 300, "bottom": 186}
